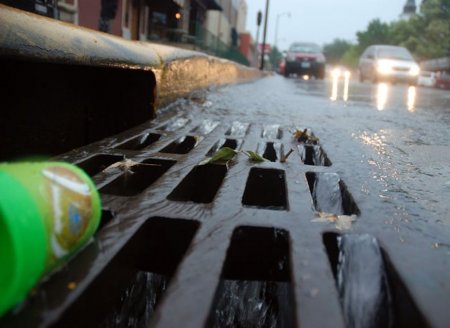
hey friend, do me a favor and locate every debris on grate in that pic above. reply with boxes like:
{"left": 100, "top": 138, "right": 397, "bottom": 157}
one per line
{"left": 100, "top": 159, "right": 176, "bottom": 196}
{"left": 207, "top": 139, "right": 242, "bottom": 156}
{"left": 76, "top": 154, "right": 124, "bottom": 177}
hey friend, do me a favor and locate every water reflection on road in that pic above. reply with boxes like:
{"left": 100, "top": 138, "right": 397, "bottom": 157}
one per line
{"left": 327, "top": 77, "right": 417, "bottom": 112}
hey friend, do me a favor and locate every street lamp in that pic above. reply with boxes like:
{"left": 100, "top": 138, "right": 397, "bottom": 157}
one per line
{"left": 274, "top": 12, "right": 290, "bottom": 49}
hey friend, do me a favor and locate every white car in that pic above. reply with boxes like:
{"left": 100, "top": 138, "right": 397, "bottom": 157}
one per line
{"left": 417, "top": 71, "right": 436, "bottom": 87}
{"left": 358, "top": 45, "right": 420, "bottom": 84}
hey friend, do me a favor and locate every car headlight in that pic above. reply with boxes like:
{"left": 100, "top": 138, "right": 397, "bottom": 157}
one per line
{"left": 409, "top": 65, "right": 420, "bottom": 76}
{"left": 376, "top": 60, "right": 393, "bottom": 75}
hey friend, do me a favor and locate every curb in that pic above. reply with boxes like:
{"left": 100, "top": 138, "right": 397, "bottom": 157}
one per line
{"left": 0, "top": 4, "right": 263, "bottom": 109}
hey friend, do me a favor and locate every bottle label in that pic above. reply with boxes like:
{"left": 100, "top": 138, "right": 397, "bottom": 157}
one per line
{"left": 42, "top": 166, "right": 93, "bottom": 261}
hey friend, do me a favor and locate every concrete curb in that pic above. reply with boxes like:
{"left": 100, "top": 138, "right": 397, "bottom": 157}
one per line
{"left": 0, "top": 4, "right": 263, "bottom": 109}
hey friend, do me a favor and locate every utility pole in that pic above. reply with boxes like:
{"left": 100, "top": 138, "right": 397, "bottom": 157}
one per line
{"left": 254, "top": 10, "right": 262, "bottom": 67}
{"left": 260, "top": 0, "right": 269, "bottom": 70}
{"left": 274, "top": 12, "right": 290, "bottom": 49}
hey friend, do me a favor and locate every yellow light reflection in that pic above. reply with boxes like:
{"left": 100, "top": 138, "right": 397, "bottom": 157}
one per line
{"left": 303, "top": 75, "right": 310, "bottom": 80}
{"left": 376, "top": 83, "right": 389, "bottom": 111}
{"left": 343, "top": 71, "right": 351, "bottom": 101}
{"left": 407, "top": 86, "right": 416, "bottom": 112}
{"left": 330, "top": 68, "right": 340, "bottom": 101}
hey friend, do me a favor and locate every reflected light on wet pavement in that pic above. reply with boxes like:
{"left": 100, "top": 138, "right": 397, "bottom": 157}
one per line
{"left": 407, "top": 86, "right": 417, "bottom": 112}
{"left": 376, "top": 83, "right": 389, "bottom": 111}
{"left": 343, "top": 71, "right": 351, "bottom": 101}
{"left": 330, "top": 69, "right": 351, "bottom": 102}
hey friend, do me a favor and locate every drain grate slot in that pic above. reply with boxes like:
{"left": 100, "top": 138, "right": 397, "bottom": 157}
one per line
{"left": 167, "top": 164, "right": 227, "bottom": 203}
{"left": 261, "top": 124, "right": 283, "bottom": 139}
{"left": 100, "top": 159, "right": 176, "bottom": 196}
{"left": 56, "top": 218, "right": 199, "bottom": 328}
{"left": 158, "top": 118, "right": 190, "bottom": 132}
{"left": 323, "top": 233, "right": 427, "bottom": 328}
{"left": 190, "top": 119, "right": 220, "bottom": 135}
{"left": 160, "top": 136, "right": 200, "bottom": 154}
{"left": 207, "top": 226, "right": 296, "bottom": 327}
{"left": 300, "top": 145, "right": 332, "bottom": 166}
{"left": 76, "top": 154, "right": 124, "bottom": 177}
{"left": 207, "top": 138, "right": 240, "bottom": 156}
{"left": 260, "top": 142, "right": 283, "bottom": 162}
{"left": 225, "top": 121, "right": 250, "bottom": 138}
{"left": 115, "top": 133, "right": 161, "bottom": 150}
{"left": 242, "top": 168, "right": 288, "bottom": 210}
{"left": 306, "top": 172, "right": 359, "bottom": 215}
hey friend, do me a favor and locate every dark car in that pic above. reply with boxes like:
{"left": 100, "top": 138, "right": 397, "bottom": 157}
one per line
{"left": 284, "top": 42, "right": 326, "bottom": 79}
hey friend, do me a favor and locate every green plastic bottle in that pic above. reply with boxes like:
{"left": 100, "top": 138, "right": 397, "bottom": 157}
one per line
{"left": 0, "top": 162, "right": 101, "bottom": 316}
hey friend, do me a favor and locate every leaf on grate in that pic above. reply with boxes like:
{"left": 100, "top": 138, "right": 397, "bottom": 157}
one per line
{"left": 312, "top": 212, "right": 356, "bottom": 230}
{"left": 242, "top": 150, "right": 268, "bottom": 162}
{"left": 103, "top": 159, "right": 160, "bottom": 174}
{"left": 293, "top": 128, "right": 319, "bottom": 144}
{"left": 199, "top": 147, "right": 238, "bottom": 165}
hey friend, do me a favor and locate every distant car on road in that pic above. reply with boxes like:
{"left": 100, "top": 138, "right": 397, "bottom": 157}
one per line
{"left": 284, "top": 42, "right": 326, "bottom": 79}
{"left": 358, "top": 45, "right": 420, "bottom": 84}
{"left": 417, "top": 71, "right": 436, "bottom": 87}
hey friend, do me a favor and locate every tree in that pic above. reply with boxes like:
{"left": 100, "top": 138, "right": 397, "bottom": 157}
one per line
{"left": 341, "top": 45, "right": 361, "bottom": 68}
{"left": 323, "top": 39, "right": 353, "bottom": 64}
{"left": 388, "top": 18, "right": 423, "bottom": 58}
{"left": 270, "top": 46, "right": 283, "bottom": 70}
{"left": 419, "top": 0, "right": 450, "bottom": 58}
{"left": 356, "top": 19, "right": 391, "bottom": 50}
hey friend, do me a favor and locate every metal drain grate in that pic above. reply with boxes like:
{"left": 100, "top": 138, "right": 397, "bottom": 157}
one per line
{"left": 1, "top": 114, "right": 429, "bottom": 328}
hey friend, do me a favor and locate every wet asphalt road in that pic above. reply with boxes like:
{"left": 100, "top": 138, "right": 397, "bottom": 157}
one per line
{"left": 202, "top": 74, "right": 450, "bottom": 236}
{"left": 195, "top": 75, "right": 450, "bottom": 324}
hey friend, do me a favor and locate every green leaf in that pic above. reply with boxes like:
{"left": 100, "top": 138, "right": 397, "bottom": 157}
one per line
{"left": 199, "top": 147, "right": 238, "bottom": 165}
{"left": 243, "top": 150, "right": 267, "bottom": 162}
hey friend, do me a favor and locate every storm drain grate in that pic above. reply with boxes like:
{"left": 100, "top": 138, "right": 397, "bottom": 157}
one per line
{"left": 1, "top": 116, "right": 433, "bottom": 328}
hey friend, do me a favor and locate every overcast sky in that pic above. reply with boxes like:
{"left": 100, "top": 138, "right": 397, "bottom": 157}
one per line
{"left": 244, "top": 0, "right": 410, "bottom": 50}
